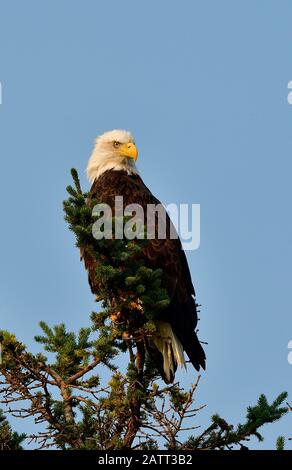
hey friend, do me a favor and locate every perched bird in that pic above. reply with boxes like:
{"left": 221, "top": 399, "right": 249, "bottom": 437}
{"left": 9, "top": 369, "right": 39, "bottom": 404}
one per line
{"left": 84, "top": 129, "right": 206, "bottom": 383}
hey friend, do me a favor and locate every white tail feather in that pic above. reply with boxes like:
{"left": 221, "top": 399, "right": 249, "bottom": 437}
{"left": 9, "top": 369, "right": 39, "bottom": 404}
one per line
{"left": 152, "top": 321, "right": 186, "bottom": 382}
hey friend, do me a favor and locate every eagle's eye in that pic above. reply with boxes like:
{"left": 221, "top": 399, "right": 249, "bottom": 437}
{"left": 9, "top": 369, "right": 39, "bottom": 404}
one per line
{"left": 113, "top": 141, "right": 120, "bottom": 148}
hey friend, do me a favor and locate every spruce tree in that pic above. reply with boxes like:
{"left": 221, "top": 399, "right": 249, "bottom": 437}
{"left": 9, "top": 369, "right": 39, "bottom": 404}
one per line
{"left": 0, "top": 409, "right": 25, "bottom": 450}
{"left": 0, "top": 169, "right": 288, "bottom": 450}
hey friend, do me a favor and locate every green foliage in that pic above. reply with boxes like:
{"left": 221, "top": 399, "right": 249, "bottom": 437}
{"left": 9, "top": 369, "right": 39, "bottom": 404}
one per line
{"left": 169, "top": 385, "right": 189, "bottom": 412}
{"left": 0, "top": 169, "right": 289, "bottom": 450}
{"left": 180, "top": 393, "right": 288, "bottom": 450}
{"left": 276, "top": 436, "right": 285, "bottom": 450}
{"left": 63, "top": 168, "right": 170, "bottom": 328}
{"left": 244, "top": 393, "right": 288, "bottom": 439}
{"left": 0, "top": 410, "right": 26, "bottom": 450}
{"left": 34, "top": 322, "right": 94, "bottom": 378}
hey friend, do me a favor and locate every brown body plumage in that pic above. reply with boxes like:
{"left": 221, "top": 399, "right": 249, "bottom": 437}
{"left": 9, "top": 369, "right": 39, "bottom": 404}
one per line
{"left": 82, "top": 168, "right": 206, "bottom": 382}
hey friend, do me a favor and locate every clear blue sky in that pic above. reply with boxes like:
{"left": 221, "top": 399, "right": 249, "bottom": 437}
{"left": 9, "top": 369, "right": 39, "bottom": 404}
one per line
{"left": 0, "top": 0, "right": 292, "bottom": 449}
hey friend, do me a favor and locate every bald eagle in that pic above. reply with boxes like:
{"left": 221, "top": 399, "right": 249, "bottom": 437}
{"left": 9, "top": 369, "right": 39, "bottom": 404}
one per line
{"left": 84, "top": 129, "right": 206, "bottom": 383}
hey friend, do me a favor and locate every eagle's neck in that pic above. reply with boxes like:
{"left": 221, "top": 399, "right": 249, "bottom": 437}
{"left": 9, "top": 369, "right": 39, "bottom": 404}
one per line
{"left": 87, "top": 154, "right": 139, "bottom": 184}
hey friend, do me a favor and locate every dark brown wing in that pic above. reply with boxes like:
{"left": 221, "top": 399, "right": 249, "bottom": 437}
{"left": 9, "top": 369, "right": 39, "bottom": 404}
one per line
{"left": 84, "top": 170, "right": 206, "bottom": 371}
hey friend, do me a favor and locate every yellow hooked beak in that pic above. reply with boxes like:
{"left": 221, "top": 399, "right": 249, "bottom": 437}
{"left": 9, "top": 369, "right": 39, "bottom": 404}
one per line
{"left": 119, "top": 142, "right": 138, "bottom": 161}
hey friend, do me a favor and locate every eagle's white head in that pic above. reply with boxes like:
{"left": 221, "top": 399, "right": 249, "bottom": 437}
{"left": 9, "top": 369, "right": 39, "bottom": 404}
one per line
{"left": 87, "top": 129, "right": 139, "bottom": 184}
